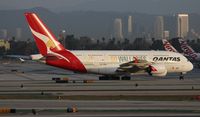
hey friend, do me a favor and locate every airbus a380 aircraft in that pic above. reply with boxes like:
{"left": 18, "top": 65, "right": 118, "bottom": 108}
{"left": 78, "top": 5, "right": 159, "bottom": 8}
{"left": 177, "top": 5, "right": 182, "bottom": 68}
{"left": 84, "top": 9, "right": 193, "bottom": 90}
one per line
{"left": 24, "top": 13, "right": 193, "bottom": 79}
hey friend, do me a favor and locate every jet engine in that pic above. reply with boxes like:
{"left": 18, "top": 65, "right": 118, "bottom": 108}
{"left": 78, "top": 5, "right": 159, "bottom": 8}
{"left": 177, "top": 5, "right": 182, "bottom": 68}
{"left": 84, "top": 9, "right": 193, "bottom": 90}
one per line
{"left": 147, "top": 64, "right": 167, "bottom": 77}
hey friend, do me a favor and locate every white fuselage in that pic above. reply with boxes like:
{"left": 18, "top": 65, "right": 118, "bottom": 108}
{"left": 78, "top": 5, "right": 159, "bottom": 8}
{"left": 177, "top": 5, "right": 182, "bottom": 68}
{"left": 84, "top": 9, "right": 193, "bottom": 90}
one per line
{"left": 71, "top": 50, "right": 193, "bottom": 75}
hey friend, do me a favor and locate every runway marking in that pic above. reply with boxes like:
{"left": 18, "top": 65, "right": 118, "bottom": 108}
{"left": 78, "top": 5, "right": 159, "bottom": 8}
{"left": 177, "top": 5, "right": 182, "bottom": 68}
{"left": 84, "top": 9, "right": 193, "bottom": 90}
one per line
{"left": 14, "top": 73, "right": 35, "bottom": 80}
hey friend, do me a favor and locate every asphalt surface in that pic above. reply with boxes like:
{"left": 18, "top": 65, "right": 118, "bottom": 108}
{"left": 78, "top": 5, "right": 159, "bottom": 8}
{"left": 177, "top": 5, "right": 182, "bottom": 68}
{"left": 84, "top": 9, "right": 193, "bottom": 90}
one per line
{"left": 0, "top": 62, "right": 200, "bottom": 116}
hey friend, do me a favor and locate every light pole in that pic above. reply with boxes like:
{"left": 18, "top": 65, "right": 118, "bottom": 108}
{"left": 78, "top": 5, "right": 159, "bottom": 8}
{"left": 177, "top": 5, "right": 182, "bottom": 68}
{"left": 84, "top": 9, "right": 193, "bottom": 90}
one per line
{"left": 62, "top": 30, "right": 66, "bottom": 48}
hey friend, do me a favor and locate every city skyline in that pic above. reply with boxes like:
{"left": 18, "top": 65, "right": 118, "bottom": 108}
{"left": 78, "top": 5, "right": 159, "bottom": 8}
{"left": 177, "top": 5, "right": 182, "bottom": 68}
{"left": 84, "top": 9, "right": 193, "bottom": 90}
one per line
{"left": 0, "top": 7, "right": 198, "bottom": 41}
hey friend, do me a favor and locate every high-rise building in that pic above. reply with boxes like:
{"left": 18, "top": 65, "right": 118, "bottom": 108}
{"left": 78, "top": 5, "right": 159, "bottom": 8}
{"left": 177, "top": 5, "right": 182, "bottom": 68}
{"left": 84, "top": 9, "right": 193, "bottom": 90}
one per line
{"left": 16, "top": 28, "right": 22, "bottom": 39}
{"left": 177, "top": 14, "right": 189, "bottom": 38}
{"left": 114, "top": 18, "right": 123, "bottom": 40}
{"left": 0, "top": 29, "right": 8, "bottom": 39}
{"left": 154, "top": 16, "right": 164, "bottom": 40}
{"left": 163, "top": 30, "right": 170, "bottom": 39}
{"left": 128, "top": 16, "right": 133, "bottom": 34}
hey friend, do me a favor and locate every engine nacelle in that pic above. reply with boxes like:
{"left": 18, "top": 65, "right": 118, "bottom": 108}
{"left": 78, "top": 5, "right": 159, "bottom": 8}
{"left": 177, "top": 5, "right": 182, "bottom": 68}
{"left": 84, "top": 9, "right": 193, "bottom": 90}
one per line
{"left": 148, "top": 64, "right": 167, "bottom": 77}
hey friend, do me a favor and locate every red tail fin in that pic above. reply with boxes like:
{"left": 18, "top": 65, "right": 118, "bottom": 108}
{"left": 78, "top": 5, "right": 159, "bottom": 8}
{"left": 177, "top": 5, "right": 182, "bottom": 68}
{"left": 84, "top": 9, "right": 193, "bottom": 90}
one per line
{"left": 25, "top": 12, "right": 87, "bottom": 73}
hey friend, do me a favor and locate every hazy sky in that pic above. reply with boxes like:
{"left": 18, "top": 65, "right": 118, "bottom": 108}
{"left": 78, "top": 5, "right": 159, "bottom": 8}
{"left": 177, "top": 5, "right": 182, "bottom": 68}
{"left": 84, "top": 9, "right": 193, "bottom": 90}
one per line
{"left": 0, "top": 0, "right": 199, "bottom": 14}
{"left": 0, "top": 0, "right": 89, "bottom": 10}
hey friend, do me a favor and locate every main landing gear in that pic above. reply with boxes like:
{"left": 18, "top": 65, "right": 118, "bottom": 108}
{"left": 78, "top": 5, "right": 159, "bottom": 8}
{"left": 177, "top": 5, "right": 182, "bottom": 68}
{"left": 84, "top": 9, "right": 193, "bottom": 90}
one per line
{"left": 99, "top": 75, "right": 120, "bottom": 80}
{"left": 179, "top": 72, "right": 184, "bottom": 80}
{"left": 99, "top": 75, "right": 131, "bottom": 80}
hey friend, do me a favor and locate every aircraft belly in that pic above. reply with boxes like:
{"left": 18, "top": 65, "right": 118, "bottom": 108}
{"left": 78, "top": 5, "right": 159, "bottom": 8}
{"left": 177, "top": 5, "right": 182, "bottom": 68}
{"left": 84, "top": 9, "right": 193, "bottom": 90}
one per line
{"left": 84, "top": 62, "right": 120, "bottom": 75}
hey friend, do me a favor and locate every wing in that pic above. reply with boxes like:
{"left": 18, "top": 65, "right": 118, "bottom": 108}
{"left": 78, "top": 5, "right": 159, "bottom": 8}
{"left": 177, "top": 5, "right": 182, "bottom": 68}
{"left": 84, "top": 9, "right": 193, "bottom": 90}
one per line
{"left": 117, "top": 59, "right": 152, "bottom": 73}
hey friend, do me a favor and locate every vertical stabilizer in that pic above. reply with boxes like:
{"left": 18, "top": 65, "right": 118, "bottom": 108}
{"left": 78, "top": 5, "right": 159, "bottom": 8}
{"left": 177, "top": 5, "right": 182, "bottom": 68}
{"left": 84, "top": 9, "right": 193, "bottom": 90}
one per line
{"left": 162, "top": 39, "right": 178, "bottom": 53}
{"left": 25, "top": 12, "right": 87, "bottom": 73}
{"left": 178, "top": 38, "right": 198, "bottom": 59}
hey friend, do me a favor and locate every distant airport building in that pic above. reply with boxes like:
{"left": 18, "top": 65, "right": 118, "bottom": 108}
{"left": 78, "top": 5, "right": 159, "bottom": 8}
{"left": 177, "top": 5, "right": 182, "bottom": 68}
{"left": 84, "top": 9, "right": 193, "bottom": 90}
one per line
{"left": 0, "top": 29, "right": 8, "bottom": 39}
{"left": 163, "top": 30, "right": 170, "bottom": 40}
{"left": 16, "top": 28, "right": 22, "bottom": 39}
{"left": 177, "top": 14, "right": 189, "bottom": 39}
{"left": 154, "top": 16, "right": 164, "bottom": 40}
{"left": 0, "top": 39, "right": 10, "bottom": 50}
{"left": 114, "top": 18, "right": 123, "bottom": 41}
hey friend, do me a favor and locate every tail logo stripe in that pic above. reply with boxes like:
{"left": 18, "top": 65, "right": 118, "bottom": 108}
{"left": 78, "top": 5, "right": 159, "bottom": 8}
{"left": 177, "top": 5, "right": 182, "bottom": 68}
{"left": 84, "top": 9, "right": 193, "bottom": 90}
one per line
{"left": 30, "top": 27, "right": 55, "bottom": 48}
{"left": 32, "top": 14, "right": 62, "bottom": 50}
{"left": 30, "top": 27, "right": 70, "bottom": 62}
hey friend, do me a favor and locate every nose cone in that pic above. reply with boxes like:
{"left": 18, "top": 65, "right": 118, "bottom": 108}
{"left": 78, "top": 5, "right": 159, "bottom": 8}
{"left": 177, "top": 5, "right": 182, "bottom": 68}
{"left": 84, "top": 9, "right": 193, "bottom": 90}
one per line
{"left": 187, "top": 62, "right": 193, "bottom": 71}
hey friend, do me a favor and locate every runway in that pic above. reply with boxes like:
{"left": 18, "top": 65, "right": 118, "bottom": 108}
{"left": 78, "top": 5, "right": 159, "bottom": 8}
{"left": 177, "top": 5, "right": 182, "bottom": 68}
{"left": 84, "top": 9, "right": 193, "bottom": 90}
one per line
{"left": 0, "top": 62, "right": 200, "bottom": 116}
{"left": 1, "top": 100, "right": 200, "bottom": 116}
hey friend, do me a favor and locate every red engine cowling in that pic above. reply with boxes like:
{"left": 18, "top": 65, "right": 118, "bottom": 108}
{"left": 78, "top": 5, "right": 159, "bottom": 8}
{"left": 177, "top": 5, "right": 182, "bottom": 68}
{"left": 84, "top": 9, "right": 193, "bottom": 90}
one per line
{"left": 148, "top": 64, "right": 167, "bottom": 77}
